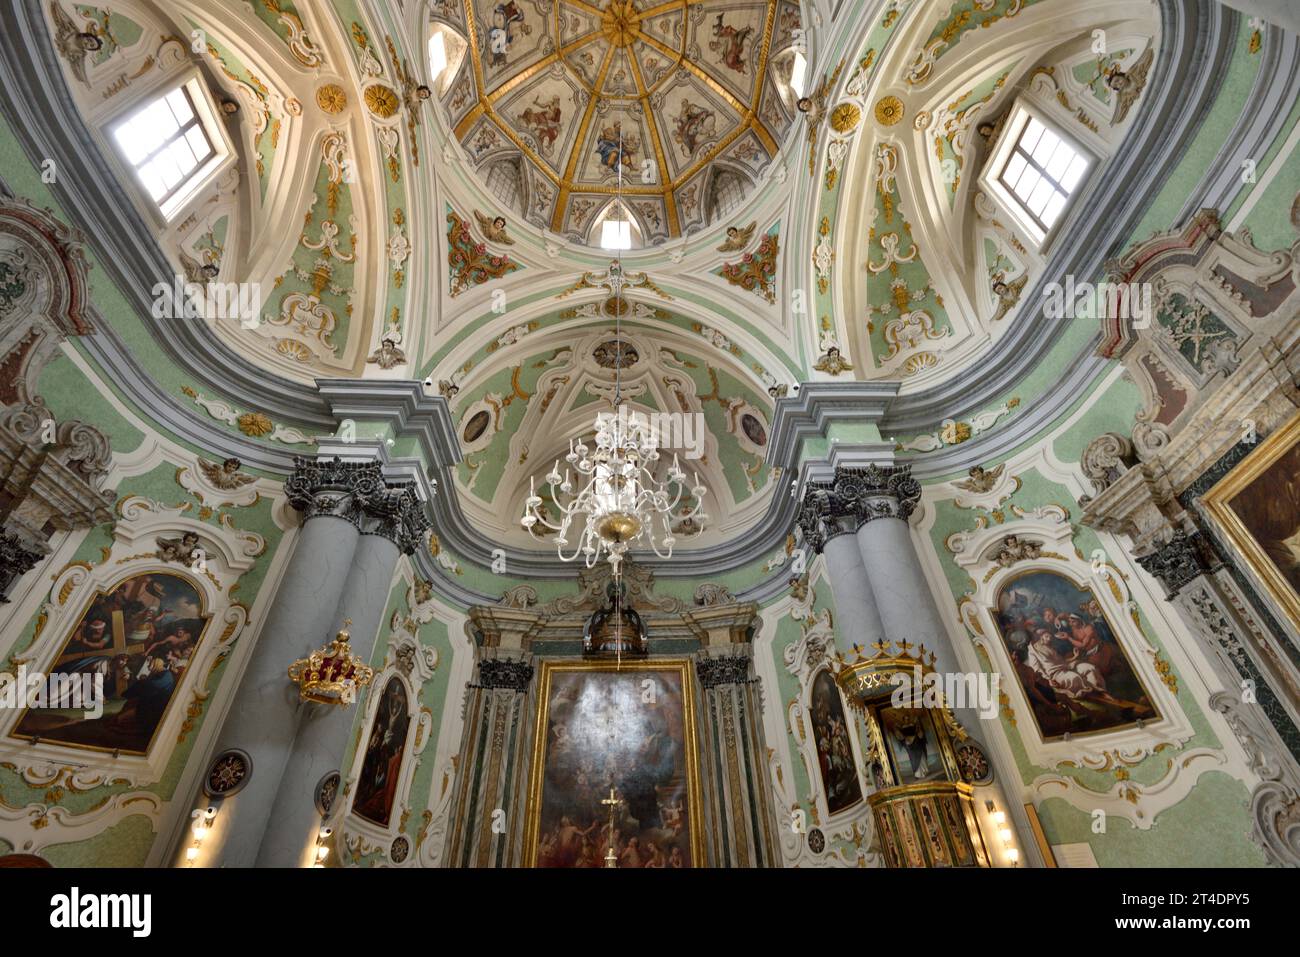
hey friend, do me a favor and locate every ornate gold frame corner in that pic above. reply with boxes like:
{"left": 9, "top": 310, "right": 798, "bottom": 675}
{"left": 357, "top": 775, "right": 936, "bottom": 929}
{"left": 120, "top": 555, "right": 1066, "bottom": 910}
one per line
{"left": 1201, "top": 410, "right": 1300, "bottom": 632}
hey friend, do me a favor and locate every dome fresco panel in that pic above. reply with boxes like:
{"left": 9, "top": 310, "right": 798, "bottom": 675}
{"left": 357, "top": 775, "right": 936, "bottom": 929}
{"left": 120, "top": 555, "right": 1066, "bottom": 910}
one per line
{"left": 444, "top": 0, "right": 801, "bottom": 242}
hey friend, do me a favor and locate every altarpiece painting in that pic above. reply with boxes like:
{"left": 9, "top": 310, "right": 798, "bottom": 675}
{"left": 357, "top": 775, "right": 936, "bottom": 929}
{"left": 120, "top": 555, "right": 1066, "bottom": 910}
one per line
{"left": 525, "top": 660, "right": 702, "bottom": 867}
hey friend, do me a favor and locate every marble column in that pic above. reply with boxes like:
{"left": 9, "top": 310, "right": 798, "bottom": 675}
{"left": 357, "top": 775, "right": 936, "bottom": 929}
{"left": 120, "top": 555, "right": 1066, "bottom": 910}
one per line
{"left": 796, "top": 485, "right": 886, "bottom": 652}
{"left": 194, "top": 458, "right": 433, "bottom": 868}
{"left": 441, "top": 655, "right": 535, "bottom": 868}
{"left": 255, "top": 480, "right": 424, "bottom": 866}
{"left": 195, "top": 458, "right": 379, "bottom": 867}
{"left": 695, "top": 652, "right": 781, "bottom": 868}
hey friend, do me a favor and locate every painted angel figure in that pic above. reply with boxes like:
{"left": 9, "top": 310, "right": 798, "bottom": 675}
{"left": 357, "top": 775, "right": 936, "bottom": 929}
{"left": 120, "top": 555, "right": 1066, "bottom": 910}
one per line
{"left": 717, "top": 221, "right": 756, "bottom": 252}
{"left": 474, "top": 209, "right": 514, "bottom": 244}
{"left": 954, "top": 463, "right": 1004, "bottom": 494}
{"left": 198, "top": 456, "right": 255, "bottom": 491}
{"left": 990, "top": 271, "right": 1028, "bottom": 322}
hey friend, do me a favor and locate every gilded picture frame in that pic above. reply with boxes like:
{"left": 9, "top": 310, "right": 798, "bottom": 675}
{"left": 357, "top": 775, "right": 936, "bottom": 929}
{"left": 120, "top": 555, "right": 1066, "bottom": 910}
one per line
{"left": 523, "top": 659, "right": 705, "bottom": 868}
{"left": 1202, "top": 410, "right": 1300, "bottom": 632}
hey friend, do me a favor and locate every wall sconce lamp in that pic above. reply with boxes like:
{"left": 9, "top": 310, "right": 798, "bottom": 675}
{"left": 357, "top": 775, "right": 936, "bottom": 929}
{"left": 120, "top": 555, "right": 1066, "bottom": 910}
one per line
{"left": 986, "top": 800, "right": 1020, "bottom": 866}
{"left": 185, "top": 806, "right": 217, "bottom": 865}
{"left": 314, "top": 826, "right": 333, "bottom": 868}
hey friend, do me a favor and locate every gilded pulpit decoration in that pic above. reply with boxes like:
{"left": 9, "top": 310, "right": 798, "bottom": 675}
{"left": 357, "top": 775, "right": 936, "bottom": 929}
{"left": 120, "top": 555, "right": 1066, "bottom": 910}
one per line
{"left": 287, "top": 620, "right": 376, "bottom": 706}
{"left": 836, "top": 640, "right": 990, "bottom": 868}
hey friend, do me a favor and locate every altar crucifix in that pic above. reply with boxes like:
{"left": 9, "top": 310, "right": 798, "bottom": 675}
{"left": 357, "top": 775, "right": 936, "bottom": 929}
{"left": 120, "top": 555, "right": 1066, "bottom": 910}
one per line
{"left": 601, "top": 786, "right": 623, "bottom": 868}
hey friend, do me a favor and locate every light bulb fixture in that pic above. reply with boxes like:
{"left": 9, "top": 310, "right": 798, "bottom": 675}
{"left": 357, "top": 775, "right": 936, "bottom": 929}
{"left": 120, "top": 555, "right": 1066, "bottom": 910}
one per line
{"left": 521, "top": 125, "right": 708, "bottom": 576}
{"left": 986, "top": 801, "right": 1020, "bottom": 867}
{"left": 185, "top": 805, "right": 217, "bottom": 867}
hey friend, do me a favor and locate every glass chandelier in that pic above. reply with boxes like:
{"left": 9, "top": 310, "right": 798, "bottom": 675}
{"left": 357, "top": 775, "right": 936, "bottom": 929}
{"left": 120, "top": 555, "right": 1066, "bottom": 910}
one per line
{"left": 520, "top": 129, "right": 707, "bottom": 573}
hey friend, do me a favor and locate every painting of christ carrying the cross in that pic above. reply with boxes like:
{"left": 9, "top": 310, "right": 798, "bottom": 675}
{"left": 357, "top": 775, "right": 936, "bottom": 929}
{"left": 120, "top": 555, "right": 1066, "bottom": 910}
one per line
{"left": 12, "top": 571, "right": 210, "bottom": 755}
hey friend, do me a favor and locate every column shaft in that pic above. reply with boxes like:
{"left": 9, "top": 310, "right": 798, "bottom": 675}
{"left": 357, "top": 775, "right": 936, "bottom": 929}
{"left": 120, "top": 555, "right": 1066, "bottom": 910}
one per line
{"left": 822, "top": 532, "right": 886, "bottom": 652}
{"left": 200, "top": 514, "right": 361, "bottom": 867}
{"left": 256, "top": 532, "right": 402, "bottom": 867}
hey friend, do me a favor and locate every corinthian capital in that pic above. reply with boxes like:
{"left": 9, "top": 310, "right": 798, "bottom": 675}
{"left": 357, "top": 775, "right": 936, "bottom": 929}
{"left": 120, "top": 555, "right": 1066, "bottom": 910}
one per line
{"left": 830, "top": 464, "right": 921, "bottom": 526}
{"left": 284, "top": 456, "right": 431, "bottom": 553}
{"left": 361, "top": 481, "right": 432, "bottom": 555}
{"left": 796, "top": 464, "right": 921, "bottom": 551}
{"left": 284, "top": 456, "right": 385, "bottom": 523}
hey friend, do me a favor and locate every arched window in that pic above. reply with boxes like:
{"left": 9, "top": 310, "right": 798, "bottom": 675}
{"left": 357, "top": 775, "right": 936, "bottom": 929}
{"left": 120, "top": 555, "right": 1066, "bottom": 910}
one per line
{"left": 485, "top": 156, "right": 525, "bottom": 212}
{"left": 706, "top": 167, "right": 749, "bottom": 225}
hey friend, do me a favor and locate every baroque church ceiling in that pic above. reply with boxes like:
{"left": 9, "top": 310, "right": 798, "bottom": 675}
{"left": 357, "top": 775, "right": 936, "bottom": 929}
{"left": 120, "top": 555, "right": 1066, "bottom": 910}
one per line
{"left": 438, "top": 0, "right": 803, "bottom": 243}
{"left": 33, "top": 0, "right": 1162, "bottom": 564}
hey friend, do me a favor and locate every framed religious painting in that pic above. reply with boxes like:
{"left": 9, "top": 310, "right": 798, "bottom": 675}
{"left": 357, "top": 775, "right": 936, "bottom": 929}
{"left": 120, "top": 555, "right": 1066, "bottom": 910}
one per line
{"left": 523, "top": 659, "right": 704, "bottom": 868}
{"left": 871, "top": 703, "right": 946, "bottom": 786}
{"left": 990, "top": 570, "right": 1159, "bottom": 740}
{"left": 1202, "top": 411, "right": 1300, "bottom": 632}
{"left": 10, "top": 571, "right": 211, "bottom": 755}
{"left": 352, "top": 676, "right": 412, "bottom": 828}
{"left": 808, "top": 668, "right": 863, "bottom": 814}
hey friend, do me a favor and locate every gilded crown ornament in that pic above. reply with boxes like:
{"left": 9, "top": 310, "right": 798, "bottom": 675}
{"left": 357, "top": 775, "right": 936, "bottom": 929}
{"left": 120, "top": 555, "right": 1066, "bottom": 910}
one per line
{"left": 287, "top": 619, "right": 375, "bottom": 706}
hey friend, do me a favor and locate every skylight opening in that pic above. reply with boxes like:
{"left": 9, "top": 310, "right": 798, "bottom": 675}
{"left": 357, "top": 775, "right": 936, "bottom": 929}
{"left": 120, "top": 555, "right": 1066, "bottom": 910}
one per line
{"left": 790, "top": 50, "right": 808, "bottom": 98}
{"left": 109, "top": 78, "right": 228, "bottom": 221}
{"left": 600, "top": 217, "right": 632, "bottom": 251}
{"left": 998, "top": 116, "right": 1088, "bottom": 233}
{"left": 980, "top": 101, "right": 1094, "bottom": 249}
{"left": 429, "top": 32, "right": 448, "bottom": 83}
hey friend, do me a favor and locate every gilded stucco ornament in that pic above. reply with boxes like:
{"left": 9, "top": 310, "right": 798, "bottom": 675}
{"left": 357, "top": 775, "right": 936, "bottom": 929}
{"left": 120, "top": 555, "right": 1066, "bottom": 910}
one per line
{"left": 315, "top": 83, "right": 348, "bottom": 113}
{"left": 364, "top": 84, "right": 400, "bottom": 118}
{"left": 873, "top": 95, "right": 904, "bottom": 126}
{"left": 830, "top": 102, "right": 862, "bottom": 133}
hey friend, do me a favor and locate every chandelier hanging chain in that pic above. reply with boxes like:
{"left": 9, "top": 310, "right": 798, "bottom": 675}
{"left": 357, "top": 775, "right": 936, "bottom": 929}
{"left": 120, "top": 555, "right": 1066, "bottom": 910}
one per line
{"left": 520, "top": 124, "right": 708, "bottom": 574}
{"left": 613, "top": 129, "right": 624, "bottom": 409}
